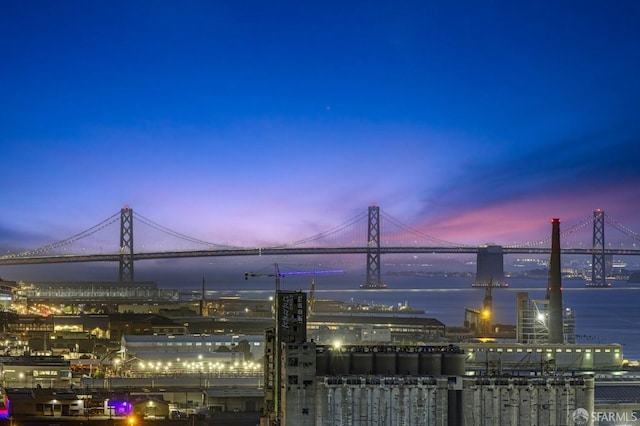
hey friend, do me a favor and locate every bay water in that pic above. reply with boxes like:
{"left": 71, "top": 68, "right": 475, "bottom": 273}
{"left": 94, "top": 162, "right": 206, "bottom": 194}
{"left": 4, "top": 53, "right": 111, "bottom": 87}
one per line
{"left": 209, "top": 275, "right": 640, "bottom": 361}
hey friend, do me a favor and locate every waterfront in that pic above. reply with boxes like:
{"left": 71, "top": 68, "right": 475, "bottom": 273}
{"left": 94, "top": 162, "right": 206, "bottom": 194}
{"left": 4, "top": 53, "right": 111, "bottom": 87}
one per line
{"left": 205, "top": 275, "right": 640, "bottom": 360}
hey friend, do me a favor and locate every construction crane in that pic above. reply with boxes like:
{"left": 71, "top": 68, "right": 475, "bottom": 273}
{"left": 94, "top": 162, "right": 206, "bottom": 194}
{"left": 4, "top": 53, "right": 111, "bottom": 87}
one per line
{"left": 244, "top": 262, "right": 285, "bottom": 291}
{"left": 244, "top": 263, "right": 343, "bottom": 316}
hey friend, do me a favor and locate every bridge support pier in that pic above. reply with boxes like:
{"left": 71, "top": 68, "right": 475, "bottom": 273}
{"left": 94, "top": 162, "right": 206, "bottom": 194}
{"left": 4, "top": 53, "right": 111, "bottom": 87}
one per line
{"left": 474, "top": 245, "right": 505, "bottom": 287}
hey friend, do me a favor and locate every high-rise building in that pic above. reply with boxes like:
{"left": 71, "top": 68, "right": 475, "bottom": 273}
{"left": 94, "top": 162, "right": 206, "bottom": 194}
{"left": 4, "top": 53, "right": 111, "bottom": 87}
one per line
{"left": 262, "top": 290, "right": 307, "bottom": 425}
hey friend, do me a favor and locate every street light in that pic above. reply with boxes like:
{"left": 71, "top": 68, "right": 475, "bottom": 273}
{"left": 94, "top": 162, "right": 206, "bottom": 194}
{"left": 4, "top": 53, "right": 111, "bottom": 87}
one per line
{"left": 113, "top": 357, "right": 121, "bottom": 377}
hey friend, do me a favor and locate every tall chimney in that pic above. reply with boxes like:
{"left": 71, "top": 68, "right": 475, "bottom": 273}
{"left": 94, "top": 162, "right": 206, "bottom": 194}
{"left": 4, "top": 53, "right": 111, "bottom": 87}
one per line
{"left": 548, "top": 218, "right": 564, "bottom": 343}
{"left": 200, "top": 276, "right": 206, "bottom": 317}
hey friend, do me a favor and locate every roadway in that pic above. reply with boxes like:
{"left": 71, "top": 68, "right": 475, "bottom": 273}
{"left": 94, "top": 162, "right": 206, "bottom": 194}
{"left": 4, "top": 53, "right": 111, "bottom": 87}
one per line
{"left": 1, "top": 246, "right": 640, "bottom": 265}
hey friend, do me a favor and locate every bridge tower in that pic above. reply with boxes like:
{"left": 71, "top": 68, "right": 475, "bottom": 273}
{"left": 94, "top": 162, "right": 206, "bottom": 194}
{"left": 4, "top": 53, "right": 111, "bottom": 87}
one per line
{"left": 591, "top": 209, "right": 606, "bottom": 287}
{"left": 118, "top": 206, "right": 134, "bottom": 282}
{"left": 365, "top": 204, "right": 382, "bottom": 287}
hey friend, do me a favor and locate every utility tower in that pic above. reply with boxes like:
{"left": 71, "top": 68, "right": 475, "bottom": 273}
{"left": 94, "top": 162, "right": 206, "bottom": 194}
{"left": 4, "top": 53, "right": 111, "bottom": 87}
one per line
{"left": 591, "top": 209, "right": 606, "bottom": 287}
{"left": 365, "top": 204, "right": 382, "bottom": 287}
{"left": 118, "top": 206, "right": 134, "bottom": 282}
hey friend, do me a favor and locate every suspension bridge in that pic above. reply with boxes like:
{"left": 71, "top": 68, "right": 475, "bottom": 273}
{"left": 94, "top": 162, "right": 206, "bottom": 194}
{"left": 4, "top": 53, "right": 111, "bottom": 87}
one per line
{"left": 1, "top": 206, "right": 640, "bottom": 287}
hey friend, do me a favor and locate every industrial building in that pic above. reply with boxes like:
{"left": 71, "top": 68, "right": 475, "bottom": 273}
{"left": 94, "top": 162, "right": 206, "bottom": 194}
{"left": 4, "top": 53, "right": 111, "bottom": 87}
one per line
{"left": 259, "top": 219, "right": 618, "bottom": 425}
{"left": 277, "top": 342, "right": 596, "bottom": 426}
{"left": 308, "top": 313, "right": 445, "bottom": 344}
{"left": 459, "top": 342, "right": 624, "bottom": 373}
{"left": 14, "top": 280, "right": 179, "bottom": 305}
{"left": 592, "top": 377, "right": 640, "bottom": 424}
{"left": 121, "top": 334, "right": 264, "bottom": 364}
{"left": 0, "top": 279, "right": 15, "bottom": 310}
{"left": 0, "top": 355, "right": 72, "bottom": 388}
{"left": 516, "top": 292, "right": 577, "bottom": 344}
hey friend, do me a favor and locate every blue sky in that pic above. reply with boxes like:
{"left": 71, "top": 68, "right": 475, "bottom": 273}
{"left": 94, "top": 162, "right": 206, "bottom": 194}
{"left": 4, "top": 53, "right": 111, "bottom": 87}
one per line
{"left": 2, "top": 1, "right": 640, "bottom": 284}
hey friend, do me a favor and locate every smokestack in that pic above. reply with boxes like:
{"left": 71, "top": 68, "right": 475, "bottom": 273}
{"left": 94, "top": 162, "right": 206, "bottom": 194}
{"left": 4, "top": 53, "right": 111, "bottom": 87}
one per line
{"left": 200, "top": 276, "right": 206, "bottom": 317}
{"left": 548, "top": 218, "right": 564, "bottom": 343}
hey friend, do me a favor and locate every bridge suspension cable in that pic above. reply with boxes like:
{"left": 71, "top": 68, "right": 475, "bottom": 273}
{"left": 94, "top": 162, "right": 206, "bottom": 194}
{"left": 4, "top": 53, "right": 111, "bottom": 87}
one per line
{"left": 507, "top": 214, "right": 593, "bottom": 248}
{"left": 133, "top": 212, "right": 238, "bottom": 249}
{"left": 277, "top": 209, "right": 369, "bottom": 248}
{"left": 559, "top": 214, "right": 593, "bottom": 238}
{"left": 7, "top": 211, "right": 121, "bottom": 258}
{"left": 605, "top": 215, "right": 640, "bottom": 243}
{"left": 379, "top": 210, "right": 471, "bottom": 247}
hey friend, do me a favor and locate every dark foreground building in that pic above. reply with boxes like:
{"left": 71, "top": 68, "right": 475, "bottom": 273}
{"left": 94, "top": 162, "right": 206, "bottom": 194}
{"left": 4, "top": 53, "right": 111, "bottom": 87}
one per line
{"left": 260, "top": 290, "right": 598, "bottom": 426}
